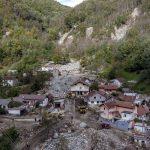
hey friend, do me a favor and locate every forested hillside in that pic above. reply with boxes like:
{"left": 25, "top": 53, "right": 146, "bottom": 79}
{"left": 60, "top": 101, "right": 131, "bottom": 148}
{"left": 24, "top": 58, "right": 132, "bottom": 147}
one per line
{"left": 62, "top": 0, "right": 150, "bottom": 93}
{"left": 0, "top": 0, "right": 69, "bottom": 73}
{"left": 0, "top": 0, "right": 150, "bottom": 93}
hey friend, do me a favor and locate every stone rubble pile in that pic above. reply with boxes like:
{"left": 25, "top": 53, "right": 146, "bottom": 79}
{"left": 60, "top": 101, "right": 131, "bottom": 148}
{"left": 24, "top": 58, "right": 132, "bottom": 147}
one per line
{"left": 42, "top": 128, "right": 130, "bottom": 150}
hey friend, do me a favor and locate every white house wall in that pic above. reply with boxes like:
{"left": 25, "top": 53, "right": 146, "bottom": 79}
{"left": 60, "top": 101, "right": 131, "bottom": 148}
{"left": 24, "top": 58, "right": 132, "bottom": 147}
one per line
{"left": 71, "top": 83, "right": 89, "bottom": 92}
{"left": 89, "top": 94, "right": 106, "bottom": 103}
{"left": 8, "top": 109, "right": 21, "bottom": 116}
{"left": 121, "top": 113, "right": 135, "bottom": 121}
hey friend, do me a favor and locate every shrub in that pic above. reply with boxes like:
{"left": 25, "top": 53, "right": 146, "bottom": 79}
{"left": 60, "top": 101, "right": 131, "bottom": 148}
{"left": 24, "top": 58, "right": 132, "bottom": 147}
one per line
{"left": 0, "top": 127, "right": 19, "bottom": 150}
{"left": 115, "top": 14, "right": 128, "bottom": 27}
{"left": 90, "top": 82, "right": 99, "bottom": 91}
{"left": 0, "top": 107, "right": 6, "bottom": 115}
{"left": 8, "top": 101, "right": 22, "bottom": 108}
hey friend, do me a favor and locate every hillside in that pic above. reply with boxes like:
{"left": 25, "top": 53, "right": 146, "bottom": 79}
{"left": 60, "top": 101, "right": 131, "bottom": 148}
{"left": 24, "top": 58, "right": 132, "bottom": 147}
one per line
{"left": 61, "top": 0, "right": 150, "bottom": 93}
{"left": 0, "top": 0, "right": 150, "bottom": 93}
{"left": 0, "top": 0, "right": 69, "bottom": 73}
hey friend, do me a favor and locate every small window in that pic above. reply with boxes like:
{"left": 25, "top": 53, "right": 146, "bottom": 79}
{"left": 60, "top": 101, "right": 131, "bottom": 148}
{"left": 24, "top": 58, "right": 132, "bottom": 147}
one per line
{"left": 91, "top": 101, "right": 94, "bottom": 103}
{"left": 104, "top": 107, "right": 105, "bottom": 110}
{"left": 94, "top": 96, "right": 96, "bottom": 99}
{"left": 124, "top": 114, "right": 126, "bottom": 117}
{"left": 97, "top": 101, "right": 99, "bottom": 104}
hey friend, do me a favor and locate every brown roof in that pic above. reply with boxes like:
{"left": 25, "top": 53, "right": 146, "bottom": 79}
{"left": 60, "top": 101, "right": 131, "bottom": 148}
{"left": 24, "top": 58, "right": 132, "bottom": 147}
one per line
{"left": 103, "top": 101, "right": 134, "bottom": 109}
{"left": 116, "top": 101, "right": 134, "bottom": 109}
{"left": 103, "top": 101, "right": 116, "bottom": 109}
{"left": 87, "top": 91, "right": 106, "bottom": 98}
{"left": 72, "top": 80, "right": 89, "bottom": 86}
{"left": 99, "top": 84, "right": 118, "bottom": 90}
{"left": 137, "top": 105, "right": 149, "bottom": 116}
{"left": 119, "top": 95, "right": 136, "bottom": 102}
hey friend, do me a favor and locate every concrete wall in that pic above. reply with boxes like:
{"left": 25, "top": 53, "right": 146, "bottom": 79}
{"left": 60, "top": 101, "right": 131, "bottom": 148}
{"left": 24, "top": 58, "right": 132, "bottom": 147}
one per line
{"left": 8, "top": 109, "right": 21, "bottom": 116}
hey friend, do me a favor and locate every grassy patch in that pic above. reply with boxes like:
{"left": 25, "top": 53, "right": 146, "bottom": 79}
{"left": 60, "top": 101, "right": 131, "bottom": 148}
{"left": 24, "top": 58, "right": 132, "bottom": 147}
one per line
{"left": 117, "top": 70, "right": 140, "bottom": 81}
{"left": 133, "top": 81, "right": 150, "bottom": 94}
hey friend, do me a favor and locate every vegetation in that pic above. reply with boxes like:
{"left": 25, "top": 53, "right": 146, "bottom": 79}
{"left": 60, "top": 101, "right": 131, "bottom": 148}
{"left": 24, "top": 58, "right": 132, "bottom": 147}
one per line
{"left": 0, "top": 107, "right": 6, "bottom": 114}
{"left": 115, "top": 14, "right": 128, "bottom": 27}
{"left": 0, "top": 0, "right": 69, "bottom": 73}
{"left": 90, "top": 82, "right": 99, "bottom": 91}
{"left": 0, "top": 86, "right": 20, "bottom": 98}
{"left": 68, "top": 0, "right": 150, "bottom": 93}
{"left": 0, "top": 127, "right": 19, "bottom": 150}
{"left": 0, "top": 71, "right": 52, "bottom": 98}
{"left": 0, "top": 0, "right": 149, "bottom": 94}
{"left": 8, "top": 101, "right": 22, "bottom": 108}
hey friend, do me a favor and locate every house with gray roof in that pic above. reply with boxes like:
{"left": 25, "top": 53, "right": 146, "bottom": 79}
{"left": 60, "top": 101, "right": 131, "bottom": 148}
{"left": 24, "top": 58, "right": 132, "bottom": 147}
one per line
{"left": 13, "top": 94, "right": 50, "bottom": 108}
{"left": 0, "top": 99, "right": 11, "bottom": 109}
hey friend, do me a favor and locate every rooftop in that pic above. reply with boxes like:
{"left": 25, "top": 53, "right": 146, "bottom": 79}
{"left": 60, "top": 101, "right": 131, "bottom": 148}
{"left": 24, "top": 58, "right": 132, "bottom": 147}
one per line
{"left": 102, "top": 101, "right": 135, "bottom": 109}
{"left": 99, "top": 84, "right": 118, "bottom": 90}
{"left": 14, "top": 94, "right": 47, "bottom": 102}
{"left": 0, "top": 99, "right": 11, "bottom": 106}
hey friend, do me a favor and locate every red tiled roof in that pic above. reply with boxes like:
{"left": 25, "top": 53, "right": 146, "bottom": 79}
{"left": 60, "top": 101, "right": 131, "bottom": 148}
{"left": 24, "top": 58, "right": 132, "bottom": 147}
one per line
{"left": 137, "top": 105, "right": 149, "bottom": 116}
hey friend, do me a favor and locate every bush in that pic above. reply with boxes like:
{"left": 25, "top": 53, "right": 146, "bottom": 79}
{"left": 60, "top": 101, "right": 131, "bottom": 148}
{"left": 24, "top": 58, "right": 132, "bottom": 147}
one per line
{"left": 115, "top": 14, "right": 128, "bottom": 27}
{"left": 8, "top": 101, "right": 22, "bottom": 108}
{"left": 0, "top": 107, "right": 6, "bottom": 115}
{"left": 90, "top": 82, "right": 99, "bottom": 91}
{"left": 134, "top": 118, "right": 142, "bottom": 123}
{"left": 0, "top": 127, "right": 19, "bottom": 150}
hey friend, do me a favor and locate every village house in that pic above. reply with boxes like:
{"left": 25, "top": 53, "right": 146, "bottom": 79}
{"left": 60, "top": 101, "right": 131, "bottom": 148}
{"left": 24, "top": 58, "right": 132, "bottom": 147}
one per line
{"left": 134, "top": 105, "right": 149, "bottom": 121}
{"left": 120, "top": 111, "right": 135, "bottom": 121}
{"left": 70, "top": 80, "right": 90, "bottom": 97}
{"left": 53, "top": 97, "right": 65, "bottom": 109}
{"left": 0, "top": 99, "right": 11, "bottom": 110}
{"left": 133, "top": 122, "right": 147, "bottom": 133}
{"left": 14, "top": 94, "right": 50, "bottom": 108}
{"left": 134, "top": 98, "right": 145, "bottom": 105}
{"left": 8, "top": 106, "right": 26, "bottom": 116}
{"left": 124, "top": 92, "right": 138, "bottom": 97}
{"left": 48, "top": 97, "right": 65, "bottom": 114}
{"left": 85, "top": 91, "right": 107, "bottom": 107}
{"left": 100, "top": 101, "right": 149, "bottom": 120}
{"left": 119, "top": 94, "right": 136, "bottom": 103}
{"left": 119, "top": 93, "right": 147, "bottom": 105}
{"left": 99, "top": 84, "right": 118, "bottom": 94}
{"left": 3, "top": 76, "right": 18, "bottom": 86}
{"left": 110, "top": 78, "right": 124, "bottom": 88}
{"left": 100, "top": 101, "right": 134, "bottom": 119}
